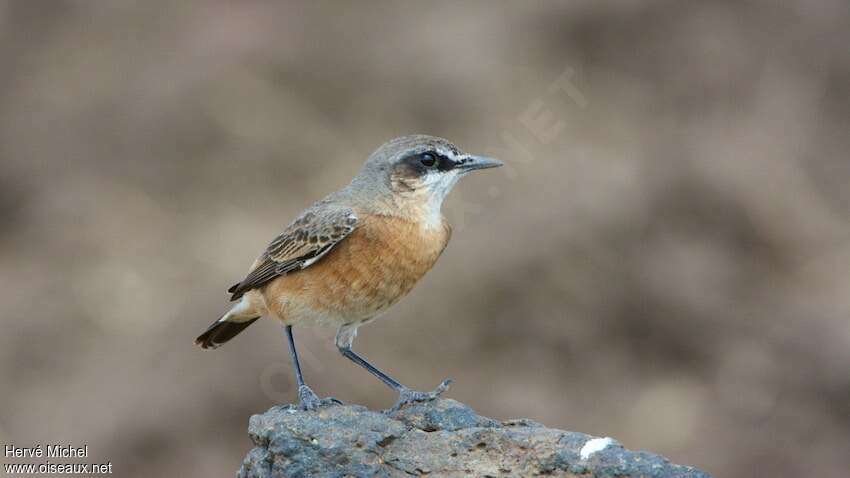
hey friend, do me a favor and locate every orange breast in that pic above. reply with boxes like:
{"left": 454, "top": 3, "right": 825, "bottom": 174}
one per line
{"left": 263, "top": 214, "right": 451, "bottom": 324}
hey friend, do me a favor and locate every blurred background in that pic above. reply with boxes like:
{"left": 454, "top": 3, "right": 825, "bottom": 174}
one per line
{"left": 1, "top": 1, "right": 849, "bottom": 476}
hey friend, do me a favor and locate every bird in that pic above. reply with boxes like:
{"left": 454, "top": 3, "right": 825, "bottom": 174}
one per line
{"left": 195, "top": 134, "right": 502, "bottom": 411}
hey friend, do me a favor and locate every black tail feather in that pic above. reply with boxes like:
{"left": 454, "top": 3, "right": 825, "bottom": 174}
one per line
{"left": 195, "top": 317, "right": 260, "bottom": 349}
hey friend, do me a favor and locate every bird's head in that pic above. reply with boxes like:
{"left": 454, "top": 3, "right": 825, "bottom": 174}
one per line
{"left": 348, "top": 135, "right": 502, "bottom": 218}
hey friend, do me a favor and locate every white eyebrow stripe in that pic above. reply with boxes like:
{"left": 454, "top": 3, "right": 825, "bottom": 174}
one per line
{"left": 434, "top": 146, "right": 459, "bottom": 161}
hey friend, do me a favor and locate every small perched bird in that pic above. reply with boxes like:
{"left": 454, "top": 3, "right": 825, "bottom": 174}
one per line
{"left": 196, "top": 135, "right": 502, "bottom": 410}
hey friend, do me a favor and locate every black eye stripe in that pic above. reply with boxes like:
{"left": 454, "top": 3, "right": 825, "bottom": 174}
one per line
{"left": 402, "top": 151, "right": 457, "bottom": 174}
{"left": 426, "top": 152, "right": 456, "bottom": 171}
{"left": 435, "top": 154, "right": 456, "bottom": 171}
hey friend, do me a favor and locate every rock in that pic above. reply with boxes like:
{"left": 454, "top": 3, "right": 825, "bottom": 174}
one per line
{"left": 238, "top": 398, "right": 711, "bottom": 478}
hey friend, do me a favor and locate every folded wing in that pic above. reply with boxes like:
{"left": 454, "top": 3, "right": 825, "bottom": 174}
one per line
{"left": 227, "top": 205, "right": 359, "bottom": 300}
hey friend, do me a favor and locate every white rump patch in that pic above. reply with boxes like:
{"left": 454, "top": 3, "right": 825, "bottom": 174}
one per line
{"left": 223, "top": 297, "right": 258, "bottom": 322}
{"left": 580, "top": 437, "right": 614, "bottom": 459}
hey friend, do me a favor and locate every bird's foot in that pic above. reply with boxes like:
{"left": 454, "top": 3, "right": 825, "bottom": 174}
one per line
{"left": 387, "top": 379, "right": 452, "bottom": 413}
{"left": 297, "top": 385, "right": 342, "bottom": 411}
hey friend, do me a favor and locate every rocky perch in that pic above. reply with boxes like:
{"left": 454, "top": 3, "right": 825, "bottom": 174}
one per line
{"left": 238, "top": 398, "right": 711, "bottom": 478}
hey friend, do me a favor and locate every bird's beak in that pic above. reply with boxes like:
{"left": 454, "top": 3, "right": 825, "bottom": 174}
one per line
{"left": 457, "top": 154, "right": 503, "bottom": 172}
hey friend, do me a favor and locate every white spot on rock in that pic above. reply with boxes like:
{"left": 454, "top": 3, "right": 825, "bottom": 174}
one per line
{"left": 580, "top": 437, "right": 614, "bottom": 459}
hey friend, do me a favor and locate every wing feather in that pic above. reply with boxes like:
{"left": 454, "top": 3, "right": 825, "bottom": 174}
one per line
{"left": 227, "top": 206, "right": 358, "bottom": 300}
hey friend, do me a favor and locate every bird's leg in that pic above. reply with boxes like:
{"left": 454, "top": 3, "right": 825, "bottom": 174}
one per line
{"left": 338, "top": 346, "right": 452, "bottom": 411}
{"left": 335, "top": 324, "right": 451, "bottom": 412}
{"left": 284, "top": 325, "right": 340, "bottom": 410}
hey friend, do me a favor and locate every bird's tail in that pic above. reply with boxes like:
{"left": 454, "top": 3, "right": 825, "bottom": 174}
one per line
{"left": 195, "top": 299, "right": 261, "bottom": 350}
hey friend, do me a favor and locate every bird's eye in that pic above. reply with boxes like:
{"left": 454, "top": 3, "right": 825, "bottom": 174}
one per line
{"left": 419, "top": 153, "right": 437, "bottom": 167}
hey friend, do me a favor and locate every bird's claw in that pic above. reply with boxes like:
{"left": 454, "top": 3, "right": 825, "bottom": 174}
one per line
{"left": 387, "top": 379, "right": 452, "bottom": 413}
{"left": 298, "top": 385, "right": 342, "bottom": 411}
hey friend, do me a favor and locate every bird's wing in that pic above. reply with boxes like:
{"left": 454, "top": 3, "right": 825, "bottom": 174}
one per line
{"left": 227, "top": 205, "right": 359, "bottom": 300}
